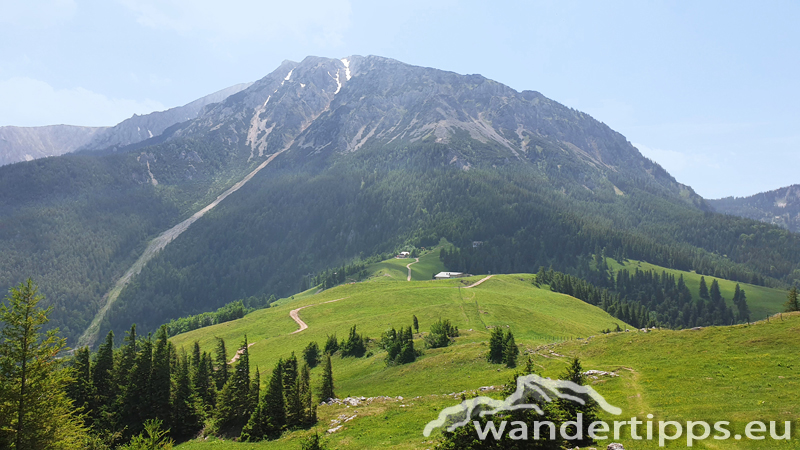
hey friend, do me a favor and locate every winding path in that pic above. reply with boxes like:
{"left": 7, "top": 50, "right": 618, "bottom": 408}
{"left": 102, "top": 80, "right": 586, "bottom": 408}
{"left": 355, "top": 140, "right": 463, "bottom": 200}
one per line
{"left": 406, "top": 257, "right": 419, "bottom": 281}
{"left": 230, "top": 342, "right": 255, "bottom": 364}
{"left": 463, "top": 275, "right": 493, "bottom": 288}
{"left": 289, "top": 297, "right": 349, "bottom": 334}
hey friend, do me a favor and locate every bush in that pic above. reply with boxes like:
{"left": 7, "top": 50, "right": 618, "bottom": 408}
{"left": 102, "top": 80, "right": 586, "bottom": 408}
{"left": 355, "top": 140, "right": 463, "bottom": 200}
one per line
{"left": 380, "top": 326, "right": 417, "bottom": 365}
{"left": 424, "top": 319, "right": 458, "bottom": 349}
{"left": 324, "top": 334, "right": 339, "bottom": 355}
{"left": 340, "top": 325, "right": 367, "bottom": 358}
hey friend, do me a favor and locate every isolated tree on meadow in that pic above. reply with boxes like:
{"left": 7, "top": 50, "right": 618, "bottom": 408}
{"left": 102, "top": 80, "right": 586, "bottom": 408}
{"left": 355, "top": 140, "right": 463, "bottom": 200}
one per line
{"left": 320, "top": 355, "right": 335, "bottom": 401}
{"left": 502, "top": 331, "right": 519, "bottom": 368}
{"left": 413, "top": 315, "right": 419, "bottom": 333}
{"left": 487, "top": 327, "right": 505, "bottom": 364}
{"left": 302, "top": 341, "right": 320, "bottom": 368}
{"left": 785, "top": 286, "right": 800, "bottom": 312}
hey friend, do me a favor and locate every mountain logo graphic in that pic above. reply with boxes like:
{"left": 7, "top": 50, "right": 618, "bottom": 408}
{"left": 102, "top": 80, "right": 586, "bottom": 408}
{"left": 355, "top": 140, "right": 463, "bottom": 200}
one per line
{"left": 423, "top": 374, "right": 622, "bottom": 437}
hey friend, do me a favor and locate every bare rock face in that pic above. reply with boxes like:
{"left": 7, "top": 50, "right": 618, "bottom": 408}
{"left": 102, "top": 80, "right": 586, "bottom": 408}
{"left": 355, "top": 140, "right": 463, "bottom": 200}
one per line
{"left": 0, "top": 125, "right": 104, "bottom": 166}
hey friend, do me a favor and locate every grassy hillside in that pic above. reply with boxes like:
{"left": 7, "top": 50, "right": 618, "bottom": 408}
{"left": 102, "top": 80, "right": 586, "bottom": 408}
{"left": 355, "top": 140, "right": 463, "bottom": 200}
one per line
{"left": 170, "top": 274, "right": 624, "bottom": 399}
{"left": 366, "top": 246, "right": 448, "bottom": 281}
{"left": 609, "top": 258, "right": 790, "bottom": 320}
{"left": 176, "top": 312, "right": 800, "bottom": 450}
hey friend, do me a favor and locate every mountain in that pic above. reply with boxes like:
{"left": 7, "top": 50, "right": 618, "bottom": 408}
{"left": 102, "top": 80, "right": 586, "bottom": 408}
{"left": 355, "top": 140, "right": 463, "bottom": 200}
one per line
{"left": 0, "top": 83, "right": 251, "bottom": 166}
{"left": 78, "top": 82, "right": 252, "bottom": 153}
{"left": 0, "top": 125, "right": 104, "bottom": 165}
{"left": 709, "top": 185, "right": 800, "bottom": 233}
{"left": 1, "top": 55, "right": 799, "bottom": 346}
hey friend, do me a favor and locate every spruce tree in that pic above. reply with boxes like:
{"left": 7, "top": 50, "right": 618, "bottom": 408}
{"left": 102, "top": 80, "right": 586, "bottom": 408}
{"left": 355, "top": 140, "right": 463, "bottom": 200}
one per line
{"left": 0, "top": 279, "right": 87, "bottom": 449}
{"left": 710, "top": 279, "right": 722, "bottom": 304}
{"left": 249, "top": 366, "right": 261, "bottom": 415}
{"left": 302, "top": 341, "right": 320, "bottom": 368}
{"left": 171, "top": 351, "right": 202, "bottom": 440}
{"left": 191, "top": 341, "right": 201, "bottom": 371}
{"left": 299, "top": 363, "right": 316, "bottom": 426}
{"left": 487, "top": 327, "right": 505, "bottom": 364}
{"left": 241, "top": 359, "right": 284, "bottom": 442}
{"left": 122, "top": 335, "right": 153, "bottom": 438}
{"left": 92, "top": 331, "right": 115, "bottom": 415}
{"left": 412, "top": 315, "right": 419, "bottom": 333}
{"left": 116, "top": 325, "right": 138, "bottom": 394}
{"left": 214, "top": 337, "right": 229, "bottom": 390}
{"left": 151, "top": 325, "right": 172, "bottom": 427}
{"left": 502, "top": 331, "right": 519, "bottom": 368}
{"left": 214, "top": 336, "right": 251, "bottom": 432}
{"left": 193, "top": 351, "right": 215, "bottom": 411}
{"left": 785, "top": 286, "right": 800, "bottom": 312}
{"left": 67, "top": 347, "right": 94, "bottom": 424}
{"left": 699, "top": 276, "right": 709, "bottom": 299}
{"left": 556, "top": 358, "right": 598, "bottom": 448}
{"left": 319, "top": 355, "right": 335, "bottom": 401}
{"left": 283, "top": 353, "right": 302, "bottom": 428}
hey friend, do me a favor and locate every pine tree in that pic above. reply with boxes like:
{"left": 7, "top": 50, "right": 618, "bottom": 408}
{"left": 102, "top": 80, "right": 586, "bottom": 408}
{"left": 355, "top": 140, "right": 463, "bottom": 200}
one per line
{"left": 412, "top": 315, "right": 419, "bottom": 333}
{"left": 67, "top": 347, "right": 94, "bottom": 424}
{"left": 340, "top": 325, "right": 366, "bottom": 357}
{"left": 171, "top": 351, "right": 202, "bottom": 440}
{"left": 191, "top": 341, "right": 201, "bottom": 371}
{"left": 319, "top": 355, "right": 335, "bottom": 401}
{"left": 192, "top": 351, "right": 215, "bottom": 411}
{"left": 556, "top": 358, "right": 598, "bottom": 448}
{"left": 116, "top": 325, "right": 138, "bottom": 395}
{"left": 323, "top": 334, "right": 339, "bottom": 355}
{"left": 0, "top": 279, "right": 87, "bottom": 449}
{"left": 92, "top": 331, "right": 115, "bottom": 409}
{"left": 152, "top": 325, "right": 172, "bottom": 427}
{"left": 487, "top": 327, "right": 505, "bottom": 364}
{"left": 699, "top": 276, "right": 709, "bottom": 299}
{"left": 213, "top": 336, "right": 251, "bottom": 432}
{"left": 299, "top": 363, "right": 316, "bottom": 426}
{"left": 242, "top": 359, "right": 284, "bottom": 442}
{"left": 710, "top": 279, "right": 722, "bottom": 304}
{"left": 502, "top": 331, "right": 519, "bottom": 368}
{"left": 283, "top": 353, "right": 302, "bottom": 428}
{"left": 302, "top": 341, "right": 320, "bottom": 368}
{"left": 214, "top": 337, "right": 229, "bottom": 390}
{"left": 785, "top": 286, "right": 800, "bottom": 312}
{"left": 249, "top": 366, "right": 261, "bottom": 415}
{"left": 122, "top": 335, "right": 153, "bottom": 438}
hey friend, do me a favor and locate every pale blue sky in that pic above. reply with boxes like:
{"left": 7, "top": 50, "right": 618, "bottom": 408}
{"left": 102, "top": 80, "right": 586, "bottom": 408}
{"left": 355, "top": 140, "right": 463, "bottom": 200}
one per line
{"left": 1, "top": 0, "right": 798, "bottom": 198}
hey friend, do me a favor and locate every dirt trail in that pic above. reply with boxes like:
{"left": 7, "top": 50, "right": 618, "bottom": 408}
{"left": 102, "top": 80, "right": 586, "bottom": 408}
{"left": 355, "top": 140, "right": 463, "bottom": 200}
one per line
{"left": 289, "top": 297, "right": 349, "bottom": 334}
{"left": 463, "top": 275, "right": 493, "bottom": 288}
{"left": 230, "top": 342, "right": 255, "bottom": 364}
{"left": 406, "top": 257, "right": 419, "bottom": 281}
{"left": 78, "top": 150, "right": 288, "bottom": 348}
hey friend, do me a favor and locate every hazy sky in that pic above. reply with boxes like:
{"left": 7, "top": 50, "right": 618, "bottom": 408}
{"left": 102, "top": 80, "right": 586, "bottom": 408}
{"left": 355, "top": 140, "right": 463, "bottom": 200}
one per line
{"left": 1, "top": 0, "right": 798, "bottom": 199}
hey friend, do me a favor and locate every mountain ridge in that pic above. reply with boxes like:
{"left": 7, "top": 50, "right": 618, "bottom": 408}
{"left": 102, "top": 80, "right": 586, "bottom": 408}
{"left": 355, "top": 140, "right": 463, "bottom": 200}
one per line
{"left": 0, "top": 82, "right": 252, "bottom": 166}
{"left": 0, "top": 55, "right": 797, "bottom": 346}
{"left": 709, "top": 184, "right": 800, "bottom": 233}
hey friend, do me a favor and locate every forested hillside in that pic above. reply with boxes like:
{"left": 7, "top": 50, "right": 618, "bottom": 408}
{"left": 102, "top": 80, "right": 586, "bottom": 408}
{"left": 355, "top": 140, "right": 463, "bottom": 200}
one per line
{"left": 2, "top": 55, "right": 800, "bottom": 346}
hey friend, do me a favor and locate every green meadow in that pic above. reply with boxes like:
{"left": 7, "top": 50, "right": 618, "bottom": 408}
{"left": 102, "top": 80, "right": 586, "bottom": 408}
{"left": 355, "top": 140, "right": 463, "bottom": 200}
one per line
{"left": 172, "top": 260, "right": 799, "bottom": 449}
{"left": 608, "top": 258, "right": 790, "bottom": 321}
